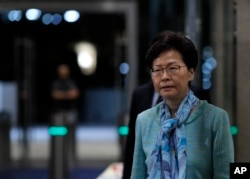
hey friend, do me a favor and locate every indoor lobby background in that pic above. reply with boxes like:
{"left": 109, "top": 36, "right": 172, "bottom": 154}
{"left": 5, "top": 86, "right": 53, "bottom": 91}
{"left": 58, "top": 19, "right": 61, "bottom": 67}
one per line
{"left": 0, "top": 0, "right": 250, "bottom": 178}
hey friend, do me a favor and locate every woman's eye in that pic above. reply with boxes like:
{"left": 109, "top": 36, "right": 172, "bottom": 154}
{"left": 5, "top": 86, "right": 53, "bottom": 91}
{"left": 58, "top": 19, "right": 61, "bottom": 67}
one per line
{"left": 169, "top": 66, "right": 178, "bottom": 70}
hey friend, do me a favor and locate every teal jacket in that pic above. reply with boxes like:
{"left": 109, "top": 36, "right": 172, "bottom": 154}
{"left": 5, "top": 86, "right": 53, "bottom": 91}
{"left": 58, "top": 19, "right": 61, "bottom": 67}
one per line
{"left": 131, "top": 100, "right": 234, "bottom": 179}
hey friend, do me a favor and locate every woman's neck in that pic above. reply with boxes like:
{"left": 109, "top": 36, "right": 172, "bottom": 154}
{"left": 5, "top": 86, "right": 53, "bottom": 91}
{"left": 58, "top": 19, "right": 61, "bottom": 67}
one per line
{"left": 169, "top": 104, "right": 179, "bottom": 117}
{"left": 166, "top": 98, "right": 184, "bottom": 117}
{"left": 165, "top": 90, "right": 190, "bottom": 117}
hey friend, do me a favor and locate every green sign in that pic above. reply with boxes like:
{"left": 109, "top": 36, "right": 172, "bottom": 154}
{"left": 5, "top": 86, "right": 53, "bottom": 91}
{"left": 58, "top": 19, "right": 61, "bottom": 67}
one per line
{"left": 48, "top": 126, "right": 68, "bottom": 136}
{"left": 118, "top": 125, "right": 129, "bottom": 136}
{"left": 230, "top": 125, "right": 238, "bottom": 136}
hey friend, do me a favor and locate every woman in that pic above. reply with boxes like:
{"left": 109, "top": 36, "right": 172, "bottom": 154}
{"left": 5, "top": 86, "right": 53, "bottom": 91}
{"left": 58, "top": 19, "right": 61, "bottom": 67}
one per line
{"left": 130, "top": 31, "right": 234, "bottom": 179}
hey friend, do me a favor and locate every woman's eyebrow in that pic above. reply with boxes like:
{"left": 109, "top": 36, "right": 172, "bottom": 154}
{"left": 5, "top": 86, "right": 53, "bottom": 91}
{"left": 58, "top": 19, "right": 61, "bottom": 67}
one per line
{"left": 153, "top": 62, "right": 178, "bottom": 67}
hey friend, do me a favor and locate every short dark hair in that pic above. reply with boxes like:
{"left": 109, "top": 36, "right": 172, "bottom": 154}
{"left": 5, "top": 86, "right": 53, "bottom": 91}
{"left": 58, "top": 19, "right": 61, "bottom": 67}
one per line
{"left": 145, "top": 31, "right": 198, "bottom": 71}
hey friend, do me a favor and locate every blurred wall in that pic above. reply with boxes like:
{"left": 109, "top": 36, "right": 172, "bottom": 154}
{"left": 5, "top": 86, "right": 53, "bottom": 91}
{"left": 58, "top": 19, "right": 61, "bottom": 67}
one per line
{"left": 209, "top": 0, "right": 250, "bottom": 162}
{"left": 0, "top": 82, "right": 17, "bottom": 126}
{"left": 235, "top": 0, "right": 250, "bottom": 162}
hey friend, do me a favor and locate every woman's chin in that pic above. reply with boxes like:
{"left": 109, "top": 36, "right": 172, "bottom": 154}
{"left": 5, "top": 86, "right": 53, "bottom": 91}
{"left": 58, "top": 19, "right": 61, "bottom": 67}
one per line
{"left": 161, "top": 92, "right": 176, "bottom": 100}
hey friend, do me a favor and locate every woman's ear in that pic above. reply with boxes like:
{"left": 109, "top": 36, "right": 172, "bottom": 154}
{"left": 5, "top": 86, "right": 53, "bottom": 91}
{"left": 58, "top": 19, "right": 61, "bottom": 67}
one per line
{"left": 188, "top": 68, "right": 195, "bottom": 81}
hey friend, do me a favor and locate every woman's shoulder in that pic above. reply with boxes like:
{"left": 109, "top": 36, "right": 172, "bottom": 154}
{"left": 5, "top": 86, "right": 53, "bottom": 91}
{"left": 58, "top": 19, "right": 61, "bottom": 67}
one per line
{"left": 190, "top": 100, "right": 230, "bottom": 125}
{"left": 198, "top": 100, "right": 228, "bottom": 115}
{"left": 186, "top": 100, "right": 231, "bottom": 133}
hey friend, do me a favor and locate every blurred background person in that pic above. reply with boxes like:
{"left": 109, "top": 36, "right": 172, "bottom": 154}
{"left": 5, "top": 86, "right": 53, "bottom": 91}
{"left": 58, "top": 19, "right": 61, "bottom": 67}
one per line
{"left": 51, "top": 63, "right": 80, "bottom": 168}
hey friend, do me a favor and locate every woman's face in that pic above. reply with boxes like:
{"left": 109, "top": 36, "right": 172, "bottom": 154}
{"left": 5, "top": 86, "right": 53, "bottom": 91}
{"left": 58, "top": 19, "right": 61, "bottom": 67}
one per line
{"left": 151, "top": 49, "right": 194, "bottom": 102}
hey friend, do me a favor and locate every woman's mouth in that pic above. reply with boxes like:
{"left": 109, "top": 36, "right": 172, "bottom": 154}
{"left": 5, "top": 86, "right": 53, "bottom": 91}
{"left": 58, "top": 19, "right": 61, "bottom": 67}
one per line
{"left": 160, "top": 86, "right": 174, "bottom": 90}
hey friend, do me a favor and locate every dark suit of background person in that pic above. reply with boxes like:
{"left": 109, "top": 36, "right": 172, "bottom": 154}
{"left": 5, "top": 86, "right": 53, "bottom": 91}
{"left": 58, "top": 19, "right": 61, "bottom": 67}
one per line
{"left": 121, "top": 81, "right": 211, "bottom": 179}
{"left": 122, "top": 81, "right": 162, "bottom": 179}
